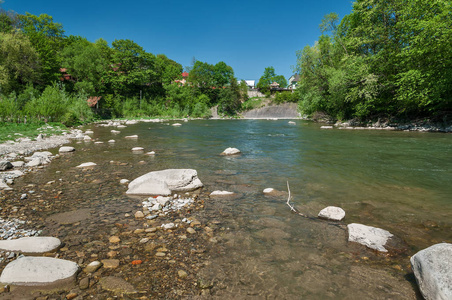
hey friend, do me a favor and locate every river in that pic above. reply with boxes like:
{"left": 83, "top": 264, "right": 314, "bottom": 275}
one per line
{"left": 7, "top": 119, "right": 452, "bottom": 299}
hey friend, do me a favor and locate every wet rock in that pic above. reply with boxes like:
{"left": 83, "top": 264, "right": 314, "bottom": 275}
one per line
{"left": 0, "top": 161, "right": 13, "bottom": 171}
{"left": 347, "top": 223, "right": 393, "bottom": 252}
{"left": 162, "top": 223, "right": 175, "bottom": 230}
{"left": 172, "top": 123, "right": 182, "bottom": 127}
{"left": 79, "top": 277, "right": 89, "bottom": 290}
{"left": 59, "top": 146, "right": 75, "bottom": 153}
{"left": 210, "top": 191, "right": 234, "bottom": 196}
{"left": 178, "top": 270, "right": 188, "bottom": 278}
{"left": 83, "top": 261, "right": 102, "bottom": 273}
{"left": 288, "top": 121, "right": 296, "bottom": 125}
{"left": 134, "top": 211, "right": 145, "bottom": 219}
{"left": 47, "top": 209, "right": 91, "bottom": 225}
{"left": 101, "top": 259, "right": 119, "bottom": 269}
{"left": 125, "top": 135, "right": 138, "bottom": 139}
{"left": 318, "top": 206, "right": 345, "bottom": 221}
{"left": 410, "top": 243, "right": 452, "bottom": 300}
{"left": 321, "top": 126, "right": 333, "bottom": 129}
{"left": 108, "top": 139, "right": 115, "bottom": 143}
{"left": 109, "top": 236, "right": 120, "bottom": 243}
{"left": 0, "top": 257, "right": 79, "bottom": 288}
{"left": 76, "top": 162, "right": 97, "bottom": 168}
{"left": 99, "top": 276, "right": 137, "bottom": 295}
{"left": 0, "top": 181, "right": 10, "bottom": 190}
{"left": 146, "top": 151, "right": 156, "bottom": 155}
{"left": 0, "top": 237, "right": 61, "bottom": 254}
{"left": 186, "top": 228, "right": 196, "bottom": 234}
{"left": 132, "top": 147, "right": 144, "bottom": 151}
{"left": 120, "top": 179, "right": 129, "bottom": 185}
{"left": 220, "top": 147, "right": 241, "bottom": 155}
{"left": 83, "top": 135, "right": 91, "bottom": 141}
{"left": 263, "top": 188, "right": 275, "bottom": 194}
{"left": 126, "top": 169, "right": 203, "bottom": 196}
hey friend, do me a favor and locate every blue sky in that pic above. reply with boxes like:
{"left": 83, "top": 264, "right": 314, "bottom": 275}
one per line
{"left": 3, "top": 0, "right": 354, "bottom": 81}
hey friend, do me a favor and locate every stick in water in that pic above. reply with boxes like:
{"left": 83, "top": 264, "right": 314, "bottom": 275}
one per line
{"left": 286, "top": 181, "right": 307, "bottom": 217}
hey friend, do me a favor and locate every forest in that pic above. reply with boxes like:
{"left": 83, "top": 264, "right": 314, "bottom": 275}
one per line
{"left": 1, "top": 0, "right": 451, "bottom": 126}
{"left": 294, "top": 0, "right": 451, "bottom": 122}
{"left": 0, "top": 9, "right": 248, "bottom": 125}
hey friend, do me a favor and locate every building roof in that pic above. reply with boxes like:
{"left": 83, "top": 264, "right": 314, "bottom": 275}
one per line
{"left": 182, "top": 72, "right": 189, "bottom": 78}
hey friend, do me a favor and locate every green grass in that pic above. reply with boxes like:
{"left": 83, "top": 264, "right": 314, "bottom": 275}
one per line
{"left": 0, "top": 122, "right": 67, "bottom": 143}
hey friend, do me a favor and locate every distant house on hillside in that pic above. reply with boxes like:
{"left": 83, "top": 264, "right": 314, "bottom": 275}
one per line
{"left": 174, "top": 72, "right": 189, "bottom": 85}
{"left": 237, "top": 80, "right": 256, "bottom": 89}
{"left": 270, "top": 81, "right": 280, "bottom": 89}
{"left": 288, "top": 74, "right": 300, "bottom": 89}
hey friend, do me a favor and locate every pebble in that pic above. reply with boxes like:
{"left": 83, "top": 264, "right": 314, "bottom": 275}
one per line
{"left": 101, "top": 259, "right": 120, "bottom": 269}
{"left": 83, "top": 261, "right": 102, "bottom": 273}
{"left": 186, "top": 228, "right": 196, "bottom": 234}
{"left": 109, "top": 236, "right": 120, "bottom": 243}
{"left": 79, "top": 277, "right": 90, "bottom": 290}
{"left": 66, "top": 292, "right": 78, "bottom": 299}
{"left": 135, "top": 211, "right": 145, "bottom": 219}
{"left": 178, "top": 270, "right": 188, "bottom": 278}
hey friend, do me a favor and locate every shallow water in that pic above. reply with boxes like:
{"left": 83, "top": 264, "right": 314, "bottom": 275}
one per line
{"left": 25, "top": 120, "right": 452, "bottom": 298}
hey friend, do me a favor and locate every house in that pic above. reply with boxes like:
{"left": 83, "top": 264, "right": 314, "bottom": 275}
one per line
{"left": 270, "top": 81, "right": 280, "bottom": 89}
{"left": 174, "top": 72, "right": 189, "bottom": 85}
{"left": 237, "top": 80, "right": 256, "bottom": 89}
{"left": 288, "top": 74, "right": 300, "bottom": 89}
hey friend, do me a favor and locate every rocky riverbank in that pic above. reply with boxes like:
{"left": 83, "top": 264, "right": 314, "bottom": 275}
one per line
{"left": 0, "top": 126, "right": 220, "bottom": 299}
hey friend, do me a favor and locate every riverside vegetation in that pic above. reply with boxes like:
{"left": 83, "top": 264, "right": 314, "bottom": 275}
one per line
{"left": 1, "top": 0, "right": 451, "bottom": 131}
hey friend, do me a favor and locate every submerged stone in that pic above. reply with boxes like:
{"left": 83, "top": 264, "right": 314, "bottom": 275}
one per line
{"left": 347, "top": 223, "right": 393, "bottom": 252}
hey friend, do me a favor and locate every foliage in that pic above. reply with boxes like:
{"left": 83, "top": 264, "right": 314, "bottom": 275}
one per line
{"left": 257, "top": 66, "right": 288, "bottom": 92}
{"left": 0, "top": 32, "right": 40, "bottom": 94}
{"left": 273, "top": 91, "right": 299, "bottom": 104}
{"left": 295, "top": 0, "right": 452, "bottom": 120}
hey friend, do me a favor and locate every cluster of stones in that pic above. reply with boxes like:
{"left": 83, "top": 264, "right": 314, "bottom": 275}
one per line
{"left": 142, "top": 195, "right": 195, "bottom": 216}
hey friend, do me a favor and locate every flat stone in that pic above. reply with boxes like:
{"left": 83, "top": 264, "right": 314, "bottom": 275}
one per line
{"left": 172, "top": 123, "right": 182, "bottom": 126}
{"left": 134, "top": 211, "right": 145, "bottom": 219}
{"left": 120, "top": 179, "right": 129, "bottom": 185}
{"left": 10, "top": 161, "right": 25, "bottom": 168}
{"left": 131, "top": 147, "right": 144, "bottom": 151}
{"left": 210, "top": 190, "right": 234, "bottom": 196}
{"left": 318, "top": 206, "right": 346, "bottom": 221}
{"left": 220, "top": 147, "right": 241, "bottom": 155}
{"left": 26, "top": 157, "right": 43, "bottom": 167}
{"left": 59, "top": 146, "right": 75, "bottom": 153}
{"left": 99, "top": 276, "right": 137, "bottom": 294}
{"left": 0, "top": 237, "right": 61, "bottom": 254}
{"left": 0, "top": 256, "right": 79, "bottom": 287}
{"left": 126, "top": 169, "right": 203, "bottom": 196}
{"left": 76, "top": 162, "right": 97, "bottom": 168}
{"left": 178, "top": 270, "right": 188, "bottom": 278}
{"left": 186, "top": 227, "right": 196, "bottom": 234}
{"left": 108, "top": 139, "right": 115, "bottom": 143}
{"left": 47, "top": 209, "right": 91, "bottom": 225}
{"left": 101, "top": 259, "right": 120, "bottom": 268}
{"left": 410, "top": 243, "right": 452, "bottom": 300}
{"left": 347, "top": 223, "right": 393, "bottom": 252}
{"left": 125, "top": 135, "right": 138, "bottom": 139}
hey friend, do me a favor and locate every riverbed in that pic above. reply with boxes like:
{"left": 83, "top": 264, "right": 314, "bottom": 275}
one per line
{"left": 1, "top": 119, "right": 451, "bottom": 299}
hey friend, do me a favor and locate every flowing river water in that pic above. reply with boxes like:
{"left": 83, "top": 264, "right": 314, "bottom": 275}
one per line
{"left": 4, "top": 119, "right": 451, "bottom": 299}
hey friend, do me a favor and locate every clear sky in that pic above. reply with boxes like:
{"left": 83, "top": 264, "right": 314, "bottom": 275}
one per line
{"left": 3, "top": 0, "right": 354, "bottom": 81}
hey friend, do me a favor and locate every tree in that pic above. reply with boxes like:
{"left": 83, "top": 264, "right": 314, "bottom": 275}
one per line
{"left": 0, "top": 32, "right": 40, "bottom": 95}
{"left": 257, "top": 66, "right": 287, "bottom": 92}
{"left": 59, "top": 37, "right": 108, "bottom": 95}
{"left": 19, "top": 13, "right": 65, "bottom": 86}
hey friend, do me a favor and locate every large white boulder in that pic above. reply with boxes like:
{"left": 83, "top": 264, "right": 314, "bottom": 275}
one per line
{"left": 410, "top": 243, "right": 452, "bottom": 300}
{"left": 126, "top": 169, "right": 203, "bottom": 196}
{"left": 347, "top": 223, "right": 393, "bottom": 252}
{"left": 318, "top": 206, "right": 345, "bottom": 221}
{"left": 0, "top": 237, "right": 61, "bottom": 254}
{"left": 0, "top": 256, "right": 79, "bottom": 287}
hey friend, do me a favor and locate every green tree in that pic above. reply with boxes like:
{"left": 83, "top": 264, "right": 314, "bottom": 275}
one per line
{"left": 19, "top": 13, "right": 65, "bottom": 86}
{"left": 257, "top": 66, "right": 287, "bottom": 91}
{"left": 0, "top": 32, "right": 40, "bottom": 95}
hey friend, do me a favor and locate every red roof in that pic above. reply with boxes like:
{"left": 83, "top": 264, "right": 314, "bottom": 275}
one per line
{"left": 87, "top": 96, "right": 102, "bottom": 107}
{"left": 182, "top": 72, "right": 189, "bottom": 78}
